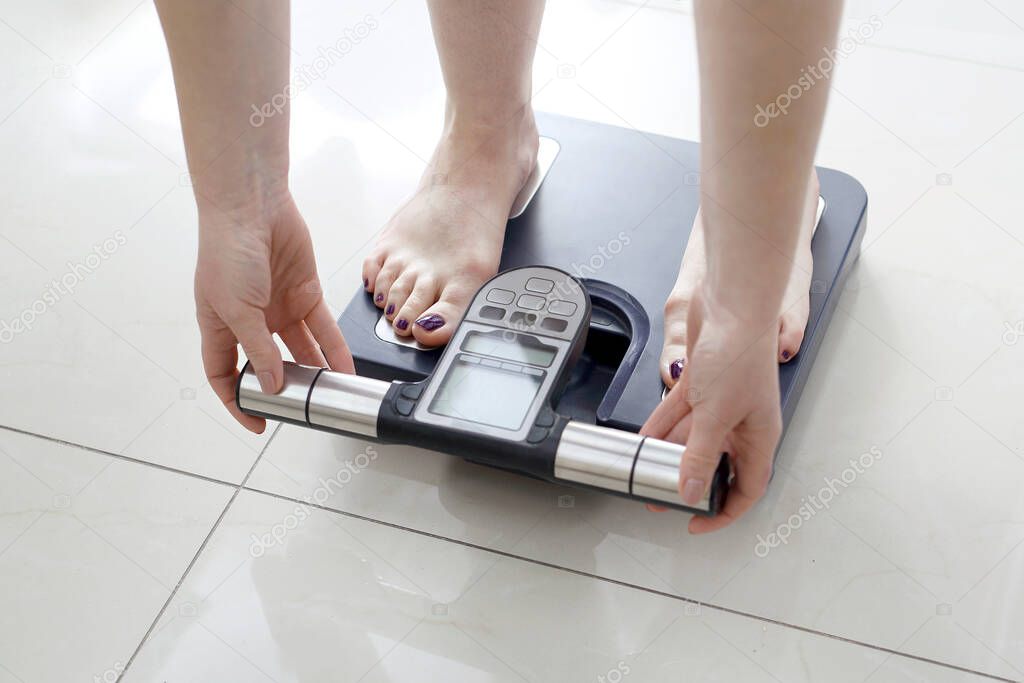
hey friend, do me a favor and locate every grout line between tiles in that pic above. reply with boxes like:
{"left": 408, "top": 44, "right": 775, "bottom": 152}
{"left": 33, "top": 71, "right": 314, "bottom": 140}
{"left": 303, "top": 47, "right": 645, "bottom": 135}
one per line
{"left": 114, "top": 422, "right": 284, "bottom": 682}
{"left": 0, "top": 423, "right": 243, "bottom": 489}
{"left": 240, "top": 483, "right": 1018, "bottom": 683}
{"left": 865, "top": 41, "right": 1024, "bottom": 74}
{"left": 2, "top": 422, "right": 1014, "bottom": 681}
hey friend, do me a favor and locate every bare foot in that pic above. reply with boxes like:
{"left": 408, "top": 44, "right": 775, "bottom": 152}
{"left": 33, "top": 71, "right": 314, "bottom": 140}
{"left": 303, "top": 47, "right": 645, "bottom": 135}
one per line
{"left": 660, "top": 171, "right": 820, "bottom": 387}
{"left": 362, "top": 107, "right": 539, "bottom": 346}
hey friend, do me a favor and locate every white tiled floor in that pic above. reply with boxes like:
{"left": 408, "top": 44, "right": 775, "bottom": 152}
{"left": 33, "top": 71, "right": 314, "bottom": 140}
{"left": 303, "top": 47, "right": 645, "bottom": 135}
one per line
{"left": 1, "top": 0, "right": 1022, "bottom": 681}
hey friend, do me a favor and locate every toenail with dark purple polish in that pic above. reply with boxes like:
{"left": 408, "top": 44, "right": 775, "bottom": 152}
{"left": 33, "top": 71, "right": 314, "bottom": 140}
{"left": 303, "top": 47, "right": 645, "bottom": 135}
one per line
{"left": 670, "top": 358, "right": 685, "bottom": 380}
{"left": 363, "top": 278, "right": 369, "bottom": 289}
{"left": 375, "top": 293, "right": 384, "bottom": 303}
{"left": 396, "top": 318, "right": 409, "bottom": 331}
{"left": 781, "top": 350, "right": 791, "bottom": 361}
{"left": 385, "top": 303, "right": 395, "bottom": 316}
{"left": 415, "top": 313, "right": 445, "bottom": 331}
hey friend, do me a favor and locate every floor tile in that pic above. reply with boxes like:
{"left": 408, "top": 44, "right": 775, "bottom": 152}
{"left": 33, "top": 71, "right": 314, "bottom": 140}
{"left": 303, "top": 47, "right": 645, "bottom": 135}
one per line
{"left": 0, "top": 60, "right": 271, "bottom": 480}
{"left": 953, "top": 107, "right": 1024, "bottom": 249}
{"left": 247, "top": 293, "right": 1024, "bottom": 677}
{"left": 0, "top": 428, "right": 232, "bottom": 683}
{"left": 123, "top": 489, "right": 994, "bottom": 683}
{"left": 817, "top": 401, "right": 1024, "bottom": 600}
{"left": 0, "top": 77, "right": 179, "bottom": 272}
{"left": 855, "top": 0, "right": 1024, "bottom": 71}
{"left": 957, "top": 342, "right": 1024, "bottom": 459}
{"left": 70, "top": 3, "right": 188, "bottom": 168}
{"left": 0, "top": 63, "right": 267, "bottom": 479}
{"left": 881, "top": 616, "right": 1024, "bottom": 682}
{"left": 538, "top": 0, "right": 701, "bottom": 142}
{"left": 830, "top": 34, "right": 1024, "bottom": 171}
{"left": 0, "top": 18, "right": 52, "bottom": 122}
{"left": 952, "top": 538, "right": 1024, "bottom": 675}
{"left": 1, "top": 0, "right": 1021, "bottom": 680}
{"left": 245, "top": 432, "right": 558, "bottom": 555}
{"left": 0, "top": 0, "right": 144, "bottom": 65}
{"left": 0, "top": 230, "right": 271, "bottom": 483}
{"left": 840, "top": 189, "right": 1024, "bottom": 386}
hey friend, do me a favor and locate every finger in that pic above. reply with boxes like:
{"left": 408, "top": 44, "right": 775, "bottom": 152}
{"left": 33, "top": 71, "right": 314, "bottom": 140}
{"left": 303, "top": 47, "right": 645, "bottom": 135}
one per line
{"left": 200, "top": 320, "right": 266, "bottom": 434}
{"left": 685, "top": 287, "right": 706, "bottom": 350}
{"left": 646, "top": 503, "right": 667, "bottom": 512}
{"left": 689, "top": 501, "right": 740, "bottom": 534}
{"left": 305, "top": 298, "right": 355, "bottom": 374}
{"left": 641, "top": 379, "right": 693, "bottom": 439}
{"left": 689, "top": 448, "right": 772, "bottom": 534}
{"left": 694, "top": 415, "right": 778, "bottom": 532}
{"left": 279, "top": 321, "right": 327, "bottom": 367}
{"left": 226, "top": 305, "right": 284, "bottom": 394}
{"left": 677, "top": 410, "right": 731, "bottom": 508}
{"left": 663, "top": 410, "right": 694, "bottom": 445}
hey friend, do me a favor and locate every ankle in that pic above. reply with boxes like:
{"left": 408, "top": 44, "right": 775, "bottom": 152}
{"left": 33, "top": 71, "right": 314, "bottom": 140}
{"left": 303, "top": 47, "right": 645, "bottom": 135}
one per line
{"left": 443, "top": 99, "right": 536, "bottom": 140}
{"left": 435, "top": 107, "right": 538, "bottom": 189}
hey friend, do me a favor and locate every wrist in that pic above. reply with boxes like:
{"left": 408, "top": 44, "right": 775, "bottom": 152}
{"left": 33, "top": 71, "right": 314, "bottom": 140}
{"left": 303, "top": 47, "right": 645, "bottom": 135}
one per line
{"left": 698, "top": 279, "right": 784, "bottom": 335}
{"left": 194, "top": 175, "right": 291, "bottom": 227}
{"left": 189, "top": 141, "right": 290, "bottom": 221}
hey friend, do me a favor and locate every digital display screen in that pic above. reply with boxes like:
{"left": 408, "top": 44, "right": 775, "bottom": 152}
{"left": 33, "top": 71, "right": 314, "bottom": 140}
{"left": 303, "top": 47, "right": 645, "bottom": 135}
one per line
{"left": 429, "top": 358, "right": 543, "bottom": 431}
{"left": 461, "top": 332, "right": 556, "bottom": 367}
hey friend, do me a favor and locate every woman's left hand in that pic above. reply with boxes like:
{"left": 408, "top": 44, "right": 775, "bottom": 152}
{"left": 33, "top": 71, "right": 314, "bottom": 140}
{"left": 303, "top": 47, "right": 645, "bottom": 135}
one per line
{"left": 641, "top": 285, "right": 781, "bottom": 533}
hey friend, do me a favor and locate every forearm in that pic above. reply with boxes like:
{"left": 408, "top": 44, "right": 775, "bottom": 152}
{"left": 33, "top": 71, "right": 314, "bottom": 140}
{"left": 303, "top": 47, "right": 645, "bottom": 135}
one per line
{"left": 694, "top": 0, "right": 842, "bottom": 327}
{"left": 155, "top": 0, "right": 292, "bottom": 216}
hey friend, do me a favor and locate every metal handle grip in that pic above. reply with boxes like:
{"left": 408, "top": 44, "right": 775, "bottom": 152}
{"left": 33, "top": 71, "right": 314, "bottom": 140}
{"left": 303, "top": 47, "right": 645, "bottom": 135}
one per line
{"left": 237, "top": 361, "right": 389, "bottom": 438}
{"left": 238, "top": 362, "right": 728, "bottom": 514}
{"left": 554, "top": 421, "right": 728, "bottom": 514}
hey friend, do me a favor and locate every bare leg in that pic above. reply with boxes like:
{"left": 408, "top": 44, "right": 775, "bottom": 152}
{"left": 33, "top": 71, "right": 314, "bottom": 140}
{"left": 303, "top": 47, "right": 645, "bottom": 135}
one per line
{"left": 642, "top": 0, "right": 842, "bottom": 532}
{"left": 362, "top": 0, "right": 545, "bottom": 345}
{"left": 660, "top": 2, "right": 839, "bottom": 388}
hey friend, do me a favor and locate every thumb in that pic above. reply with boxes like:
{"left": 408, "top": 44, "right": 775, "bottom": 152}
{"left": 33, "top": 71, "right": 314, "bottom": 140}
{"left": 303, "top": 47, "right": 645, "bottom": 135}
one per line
{"left": 228, "top": 306, "right": 283, "bottom": 394}
{"left": 678, "top": 410, "right": 730, "bottom": 507}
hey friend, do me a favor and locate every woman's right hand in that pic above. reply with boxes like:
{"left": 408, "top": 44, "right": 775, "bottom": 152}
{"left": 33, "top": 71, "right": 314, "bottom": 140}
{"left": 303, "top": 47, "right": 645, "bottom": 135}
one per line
{"left": 195, "top": 194, "right": 354, "bottom": 433}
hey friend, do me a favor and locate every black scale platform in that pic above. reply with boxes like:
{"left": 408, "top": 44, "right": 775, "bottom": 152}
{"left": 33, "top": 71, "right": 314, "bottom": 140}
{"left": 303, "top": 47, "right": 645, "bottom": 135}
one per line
{"left": 339, "top": 112, "right": 867, "bottom": 440}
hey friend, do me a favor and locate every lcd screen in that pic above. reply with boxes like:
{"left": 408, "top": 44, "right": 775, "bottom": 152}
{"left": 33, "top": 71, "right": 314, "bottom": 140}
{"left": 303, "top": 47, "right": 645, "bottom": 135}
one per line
{"left": 429, "top": 359, "right": 543, "bottom": 431}
{"left": 461, "top": 332, "right": 556, "bottom": 367}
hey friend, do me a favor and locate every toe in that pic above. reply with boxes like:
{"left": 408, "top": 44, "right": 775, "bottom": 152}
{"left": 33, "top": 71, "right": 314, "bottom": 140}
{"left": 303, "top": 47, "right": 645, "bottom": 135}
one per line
{"left": 362, "top": 251, "right": 384, "bottom": 293}
{"left": 384, "top": 272, "right": 415, "bottom": 321}
{"left": 660, "top": 345, "right": 687, "bottom": 389}
{"left": 372, "top": 259, "right": 402, "bottom": 309}
{"left": 411, "top": 279, "right": 475, "bottom": 347}
{"left": 660, "top": 294, "right": 690, "bottom": 388}
{"left": 778, "top": 311, "right": 806, "bottom": 363}
{"left": 394, "top": 276, "right": 438, "bottom": 336}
